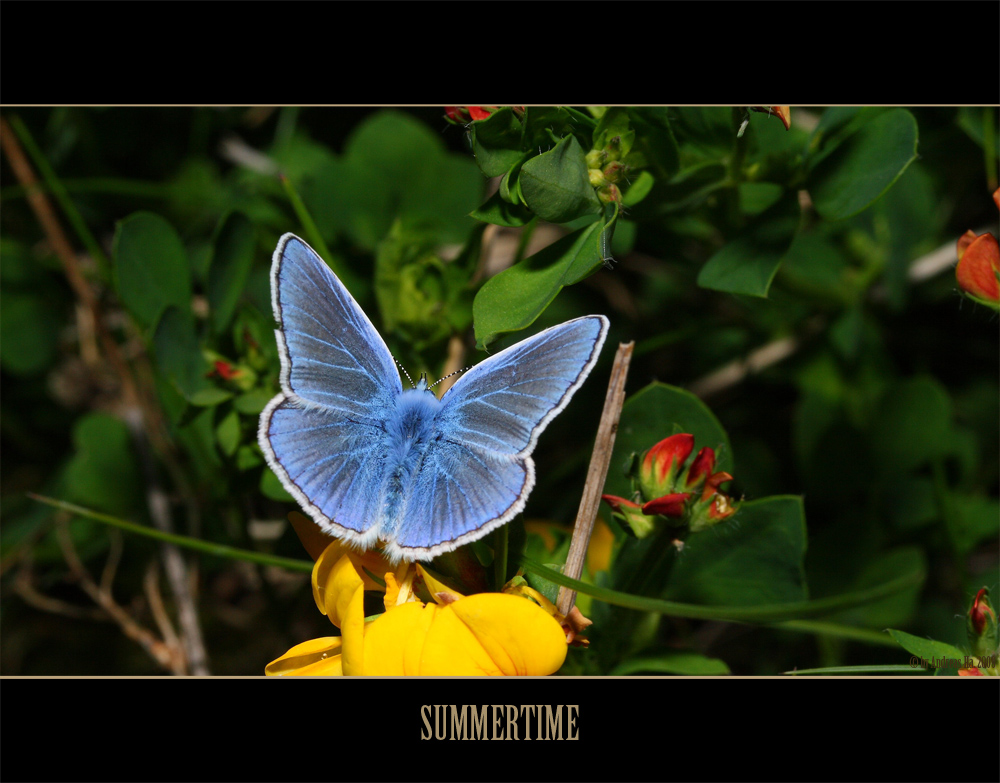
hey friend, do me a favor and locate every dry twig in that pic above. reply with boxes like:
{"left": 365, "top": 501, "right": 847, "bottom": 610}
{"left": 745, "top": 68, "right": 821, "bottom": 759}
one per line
{"left": 556, "top": 341, "right": 634, "bottom": 616}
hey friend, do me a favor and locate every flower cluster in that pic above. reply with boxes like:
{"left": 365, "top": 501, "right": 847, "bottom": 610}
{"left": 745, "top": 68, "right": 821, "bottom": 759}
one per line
{"left": 602, "top": 433, "right": 738, "bottom": 540}
{"left": 955, "top": 187, "right": 1000, "bottom": 311}
{"left": 444, "top": 106, "right": 497, "bottom": 124}
{"left": 266, "top": 527, "right": 576, "bottom": 676}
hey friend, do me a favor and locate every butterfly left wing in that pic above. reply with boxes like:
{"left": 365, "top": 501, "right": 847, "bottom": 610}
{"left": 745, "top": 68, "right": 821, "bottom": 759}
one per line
{"left": 383, "top": 315, "right": 609, "bottom": 561}
{"left": 259, "top": 234, "right": 402, "bottom": 549}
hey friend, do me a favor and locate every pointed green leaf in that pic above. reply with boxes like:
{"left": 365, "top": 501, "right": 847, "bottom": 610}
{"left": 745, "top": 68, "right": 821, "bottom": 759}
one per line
{"left": 207, "top": 211, "right": 255, "bottom": 334}
{"left": 519, "top": 135, "right": 602, "bottom": 224}
{"left": 807, "top": 108, "right": 918, "bottom": 220}
{"left": 472, "top": 220, "right": 605, "bottom": 345}
{"left": 470, "top": 107, "right": 525, "bottom": 177}
{"left": 886, "top": 629, "right": 966, "bottom": 663}
{"left": 215, "top": 410, "right": 241, "bottom": 457}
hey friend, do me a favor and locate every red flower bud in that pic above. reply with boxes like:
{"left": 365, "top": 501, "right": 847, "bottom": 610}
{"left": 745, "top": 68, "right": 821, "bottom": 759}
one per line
{"left": 640, "top": 434, "right": 695, "bottom": 499}
{"left": 602, "top": 494, "right": 656, "bottom": 539}
{"left": 642, "top": 493, "right": 691, "bottom": 518}
{"left": 601, "top": 494, "right": 641, "bottom": 513}
{"left": 955, "top": 232, "right": 1000, "bottom": 306}
{"left": 970, "top": 588, "right": 995, "bottom": 636}
{"left": 444, "top": 106, "right": 497, "bottom": 124}
{"left": 750, "top": 106, "right": 791, "bottom": 130}
{"left": 684, "top": 447, "right": 717, "bottom": 490}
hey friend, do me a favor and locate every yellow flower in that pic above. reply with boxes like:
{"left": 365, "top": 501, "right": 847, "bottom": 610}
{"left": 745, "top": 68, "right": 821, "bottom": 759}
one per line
{"left": 266, "top": 535, "right": 569, "bottom": 676}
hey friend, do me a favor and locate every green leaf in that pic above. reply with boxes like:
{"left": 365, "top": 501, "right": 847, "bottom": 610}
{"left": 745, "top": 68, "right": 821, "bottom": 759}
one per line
{"left": 188, "top": 388, "right": 233, "bottom": 407}
{"left": 64, "top": 413, "right": 141, "bottom": 516}
{"left": 470, "top": 107, "right": 525, "bottom": 177}
{"left": 470, "top": 190, "right": 533, "bottom": 227}
{"left": 807, "top": 109, "right": 919, "bottom": 220}
{"left": 621, "top": 171, "right": 654, "bottom": 207}
{"left": 605, "top": 382, "right": 733, "bottom": 502}
{"left": 236, "top": 445, "right": 263, "bottom": 471}
{"left": 0, "top": 291, "right": 61, "bottom": 375}
{"left": 472, "top": 220, "right": 605, "bottom": 345}
{"left": 114, "top": 212, "right": 192, "bottom": 328}
{"left": 519, "top": 135, "right": 602, "bottom": 224}
{"left": 215, "top": 410, "right": 241, "bottom": 457}
{"left": 234, "top": 389, "right": 274, "bottom": 415}
{"left": 886, "top": 629, "right": 967, "bottom": 664}
{"left": 261, "top": 468, "right": 293, "bottom": 501}
{"left": 153, "top": 306, "right": 208, "bottom": 399}
{"left": 665, "top": 496, "right": 808, "bottom": 606}
{"left": 610, "top": 651, "right": 731, "bottom": 676}
{"left": 697, "top": 191, "right": 800, "bottom": 297}
{"left": 207, "top": 211, "right": 255, "bottom": 334}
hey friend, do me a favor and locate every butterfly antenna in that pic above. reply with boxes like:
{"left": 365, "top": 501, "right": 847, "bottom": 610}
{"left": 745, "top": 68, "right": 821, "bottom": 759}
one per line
{"left": 428, "top": 365, "right": 473, "bottom": 390}
{"left": 394, "top": 356, "right": 416, "bottom": 389}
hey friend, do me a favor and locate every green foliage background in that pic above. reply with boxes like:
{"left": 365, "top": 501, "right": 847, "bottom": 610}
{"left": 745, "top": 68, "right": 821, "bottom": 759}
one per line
{"left": 1, "top": 106, "right": 997, "bottom": 676}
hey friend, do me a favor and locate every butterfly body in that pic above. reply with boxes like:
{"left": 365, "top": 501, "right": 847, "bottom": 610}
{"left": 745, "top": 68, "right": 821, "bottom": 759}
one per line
{"left": 260, "top": 234, "right": 608, "bottom": 562}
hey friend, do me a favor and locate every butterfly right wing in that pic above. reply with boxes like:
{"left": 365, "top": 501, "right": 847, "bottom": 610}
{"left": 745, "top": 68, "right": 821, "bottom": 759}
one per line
{"left": 258, "top": 234, "right": 402, "bottom": 546}
{"left": 383, "top": 315, "right": 608, "bottom": 562}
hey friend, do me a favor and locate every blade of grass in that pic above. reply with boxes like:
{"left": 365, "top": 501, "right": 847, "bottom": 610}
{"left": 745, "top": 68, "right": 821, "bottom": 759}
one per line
{"left": 784, "top": 665, "right": 923, "bottom": 675}
{"left": 30, "top": 494, "right": 314, "bottom": 573}
{"left": 519, "top": 555, "right": 924, "bottom": 623}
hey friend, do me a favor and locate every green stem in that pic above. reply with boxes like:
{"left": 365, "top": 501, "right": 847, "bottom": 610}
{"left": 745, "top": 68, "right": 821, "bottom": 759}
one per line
{"left": 9, "top": 115, "right": 112, "bottom": 279}
{"left": 773, "top": 619, "right": 900, "bottom": 648}
{"left": 29, "top": 494, "right": 314, "bottom": 573}
{"left": 519, "top": 555, "right": 924, "bottom": 623}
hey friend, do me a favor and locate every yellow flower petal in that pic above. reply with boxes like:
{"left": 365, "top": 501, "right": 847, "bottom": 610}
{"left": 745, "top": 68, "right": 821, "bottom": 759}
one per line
{"left": 265, "top": 636, "right": 343, "bottom": 676}
{"left": 340, "top": 576, "right": 367, "bottom": 676}
{"left": 420, "top": 602, "right": 508, "bottom": 675}
{"left": 424, "top": 593, "right": 568, "bottom": 676}
{"left": 364, "top": 601, "right": 440, "bottom": 675}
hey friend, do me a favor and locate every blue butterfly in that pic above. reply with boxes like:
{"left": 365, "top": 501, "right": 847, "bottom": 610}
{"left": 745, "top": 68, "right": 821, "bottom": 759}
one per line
{"left": 258, "top": 234, "right": 609, "bottom": 562}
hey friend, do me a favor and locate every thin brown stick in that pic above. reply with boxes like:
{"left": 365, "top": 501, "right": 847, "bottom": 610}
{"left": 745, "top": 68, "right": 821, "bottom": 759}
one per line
{"left": 557, "top": 341, "right": 634, "bottom": 616}
{"left": 144, "top": 561, "right": 183, "bottom": 658}
{"left": 13, "top": 560, "right": 109, "bottom": 622}
{"left": 55, "top": 519, "right": 184, "bottom": 674}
